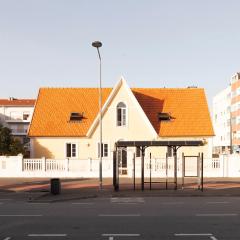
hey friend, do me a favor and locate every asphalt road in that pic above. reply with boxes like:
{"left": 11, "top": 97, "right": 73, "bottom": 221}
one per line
{"left": 0, "top": 196, "right": 240, "bottom": 240}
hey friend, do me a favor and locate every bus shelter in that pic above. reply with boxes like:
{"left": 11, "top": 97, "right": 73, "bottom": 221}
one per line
{"left": 113, "top": 140, "right": 204, "bottom": 191}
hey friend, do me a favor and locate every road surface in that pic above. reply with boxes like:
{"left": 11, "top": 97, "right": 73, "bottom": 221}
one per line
{"left": 0, "top": 196, "right": 239, "bottom": 239}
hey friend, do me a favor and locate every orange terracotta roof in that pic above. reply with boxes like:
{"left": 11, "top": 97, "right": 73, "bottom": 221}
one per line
{"left": 132, "top": 88, "right": 214, "bottom": 137}
{"left": 29, "top": 87, "right": 214, "bottom": 137}
{"left": 28, "top": 88, "right": 112, "bottom": 137}
{"left": 0, "top": 99, "right": 35, "bottom": 106}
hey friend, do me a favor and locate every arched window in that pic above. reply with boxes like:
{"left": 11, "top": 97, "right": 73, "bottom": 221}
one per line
{"left": 117, "top": 102, "right": 126, "bottom": 126}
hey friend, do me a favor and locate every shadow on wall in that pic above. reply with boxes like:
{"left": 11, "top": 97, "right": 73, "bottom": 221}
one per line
{"left": 132, "top": 91, "right": 165, "bottom": 134}
{"left": 33, "top": 139, "right": 54, "bottom": 159}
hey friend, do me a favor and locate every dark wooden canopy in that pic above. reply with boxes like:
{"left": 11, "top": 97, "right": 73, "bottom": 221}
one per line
{"left": 115, "top": 140, "right": 204, "bottom": 148}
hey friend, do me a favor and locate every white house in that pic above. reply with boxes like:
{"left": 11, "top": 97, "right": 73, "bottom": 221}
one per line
{"left": 27, "top": 78, "right": 214, "bottom": 177}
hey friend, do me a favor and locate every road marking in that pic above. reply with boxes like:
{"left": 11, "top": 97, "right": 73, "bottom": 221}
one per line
{"left": 102, "top": 234, "right": 140, "bottom": 237}
{"left": 161, "top": 202, "right": 184, "bottom": 205}
{"left": 206, "top": 201, "right": 229, "bottom": 204}
{"left": 28, "top": 234, "right": 67, "bottom": 237}
{"left": 27, "top": 203, "right": 49, "bottom": 205}
{"left": 0, "top": 215, "right": 42, "bottom": 217}
{"left": 175, "top": 233, "right": 213, "bottom": 236}
{"left": 72, "top": 202, "right": 94, "bottom": 205}
{"left": 111, "top": 197, "right": 144, "bottom": 203}
{"left": 210, "top": 236, "right": 218, "bottom": 240}
{"left": 116, "top": 203, "right": 137, "bottom": 205}
{"left": 99, "top": 214, "right": 140, "bottom": 217}
{"left": 175, "top": 233, "right": 218, "bottom": 239}
{"left": 196, "top": 213, "right": 238, "bottom": 217}
{"left": 3, "top": 237, "right": 11, "bottom": 240}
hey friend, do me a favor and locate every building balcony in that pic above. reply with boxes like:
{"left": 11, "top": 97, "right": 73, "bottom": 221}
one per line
{"left": 11, "top": 129, "right": 28, "bottom": 136}
{"left": 5, "top": 117, "right": 31, "bottom": 123}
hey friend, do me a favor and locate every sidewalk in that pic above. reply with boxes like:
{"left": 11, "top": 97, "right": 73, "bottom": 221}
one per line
{"left": 1, "top": 177, "right": 240, "bottom": 202}
{"left": 32, "top": 179, "right": 240, "bottom": 202}
{"left": 31, "top": 187, "right": 240, "bottom": 203}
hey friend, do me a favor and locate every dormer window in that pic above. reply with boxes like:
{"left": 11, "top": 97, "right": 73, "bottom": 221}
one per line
{"left": 117, "top": 102, "right": 126, "bottom": 126}
{"left": 158, "top": 112, "right": 172, "bottom": 121}
{"left": 70, "top": 112, "right": 84, "bottom": 121}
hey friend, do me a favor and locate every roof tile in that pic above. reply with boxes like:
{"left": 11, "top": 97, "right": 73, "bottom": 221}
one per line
{"left": 28, "top": 87, "right": 214, "bottom": 137}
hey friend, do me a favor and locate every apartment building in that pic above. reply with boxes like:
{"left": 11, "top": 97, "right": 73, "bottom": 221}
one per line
{"left": 0, "top": 98, "right": 35, "bottom": 148}
{"left": 231, "top": 72, "right": 240, "bottom": 152}
{"left": 213, "top": 72, "right": 240, "bottom": 154}
{"left": 212, "top": 86, "right": 231, "bottom": 154}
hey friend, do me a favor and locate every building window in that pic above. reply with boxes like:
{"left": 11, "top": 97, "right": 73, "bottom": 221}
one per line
{"left": 98, "top": 143, "right": 109, "bottom": 157}
{"left": 66, "top": 143, "right": 77, "bottom": 158}
{"left": 23, "top": 112, "right": 30, "bottom": 120}
{"left": 16, "top": 124, "right": 24, "bottom": 133}
{"left": 117, "top": 102, "right": 126, "bottom": 126}
{"left": 10, "top": 111, "right": 21, "bottom": 120}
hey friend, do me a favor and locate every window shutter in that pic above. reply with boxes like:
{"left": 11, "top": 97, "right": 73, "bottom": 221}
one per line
{"left": 122, "top": 109, "right": 126, "bottom": 125}
{"left": 98, "top": 143, "right": 104, "bottom": 157}
{"left": 72, "top": 144, "right": 76, "bottom": 157}
{"left": 66, "top": 143, "right": 71, "bottom": 158}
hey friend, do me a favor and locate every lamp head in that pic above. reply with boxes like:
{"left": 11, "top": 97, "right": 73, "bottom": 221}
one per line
{"left": 92, "top": 41, "right": 102, "bottom": 48}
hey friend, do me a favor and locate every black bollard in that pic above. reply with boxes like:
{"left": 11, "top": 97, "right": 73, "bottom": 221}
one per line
{"left": 50, "top": 178, "right": 61, "bottom": 195}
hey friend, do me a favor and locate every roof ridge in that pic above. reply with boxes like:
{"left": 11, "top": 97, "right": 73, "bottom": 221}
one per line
{"left": 39, "top": 87, "right": 113, "bottom": 90}
{"left": 0, "top": 98, "right": 35, "bottom": 100}
{"left": 131, "top": 87, "right": 203, "bottom": 90}
{"left": 38, "top": 87, "right": 203, "bottom": 90}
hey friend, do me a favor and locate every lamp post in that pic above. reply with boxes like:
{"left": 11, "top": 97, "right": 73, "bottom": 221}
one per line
{"left": 92, "top": 41, "right": 103, "bottom": 189}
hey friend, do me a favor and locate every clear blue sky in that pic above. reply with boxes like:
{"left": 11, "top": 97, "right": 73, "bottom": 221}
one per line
{"left": 0, "top": 0, "right": 240, "bottom": 108}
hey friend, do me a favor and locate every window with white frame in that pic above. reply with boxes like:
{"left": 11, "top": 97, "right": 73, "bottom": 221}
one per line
{"left": 66, "top": 143, "right": 77, "bottom": 158}
{"left": 117, "top": 102, "right": 126, "bottom": 126}
{"left": 98, "top": 143, "right": 109, "bottom": 157}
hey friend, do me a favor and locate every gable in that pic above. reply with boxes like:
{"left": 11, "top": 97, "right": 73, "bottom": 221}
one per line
{"left": 87, "top": 78, "right": 157, "bottom": 140}
{"left": 86, "top": 78, "right": 157, "bottom": 138}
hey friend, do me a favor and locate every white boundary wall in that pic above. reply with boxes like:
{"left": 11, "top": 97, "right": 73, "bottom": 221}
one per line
{"left": 1, "top": 154, "right": 240, "bottom": 178}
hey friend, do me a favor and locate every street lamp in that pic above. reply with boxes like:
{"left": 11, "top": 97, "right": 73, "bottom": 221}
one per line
{"left": 92, "top": 41, "right": 103, "bottom": 189}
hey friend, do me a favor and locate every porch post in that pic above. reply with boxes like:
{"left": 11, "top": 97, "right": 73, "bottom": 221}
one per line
{"left": 113, "top": 149, "right": 119, "bottom": 191}
{"left": 133, "top": 153, "right": 136, "bottom": 191}
{"left": 141, "top": 147, "right": 145, "bottom": 191}
{"left": 201, "top": 152, "right": 204, "bottom": 192}
{"left": 182, "top": 152, "right": 184, "bottom": 190}
{"left": 173, "top": 146, "right": 177, "bottom": 190}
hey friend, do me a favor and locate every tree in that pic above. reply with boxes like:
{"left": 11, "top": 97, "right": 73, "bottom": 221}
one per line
{"left": 0, "top": 125, "right": 12, "bottom": 155}
{"left": 0, "top": 124, "right": 25, "bottom": 156}
{"left": 9, "top": 138, "right": 25, "bottom": 155}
